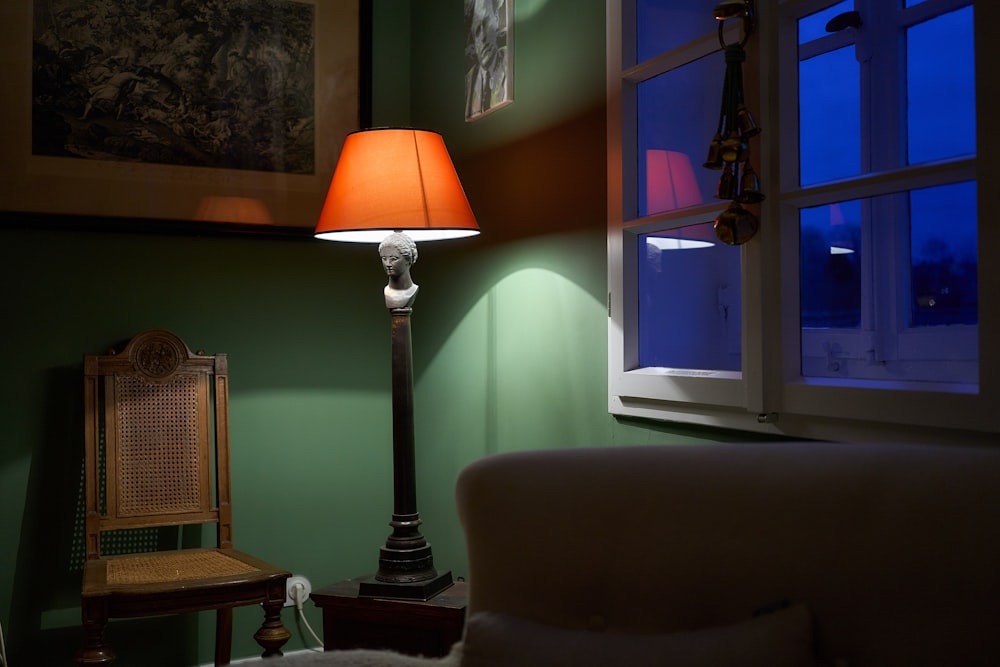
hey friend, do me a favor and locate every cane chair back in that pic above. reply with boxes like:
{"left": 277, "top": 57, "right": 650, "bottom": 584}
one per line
{"left": 77, "top": 329, "right": 290, "bottom": 666}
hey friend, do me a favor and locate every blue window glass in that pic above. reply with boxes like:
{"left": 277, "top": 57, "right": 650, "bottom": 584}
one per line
{"left": 638, "top": 223, "right": 741, "bottom": 371}
{"left": 800, "top": 200, "right": 862, "bottom": 329}
{"left": 907, "top": 6, "right": 975, "bottom": 164}
{"left": 636, "top": 0, "right": 709, "bottom": 63}
{"left": 799, "top": 46, "right": 860, "bottom": 185}
{"left": 910, "top": 181, "right": 978, "bottom": 326}
{"left": 798, "top": 1, "right": 852, "bottom": 44}
{"left": 637, "top": 53, "right": 725, "bottom": 218}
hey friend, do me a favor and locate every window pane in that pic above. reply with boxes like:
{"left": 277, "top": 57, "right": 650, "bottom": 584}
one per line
{"left": 800, "top": 200, "right": 862, "bottom": 329}
{"left": 910, "top": 181, "right": 978, "bottom": 326}
{"left": 638, "top": 223, "right": 741, "bottom": 371}
{"left": 637, "top": 53, "right": 725, "bottom": 218}
{"left": 636, "top": 0, "right": 709, "bottom": 63}
{"left": 798, "top": 1, "right": 852, "bottom": 44}
{"left": 800, "top": 187, "right": 978, "bottom": 384}
{"left": 907, "top": 6, "right": 975, "bottom": 164}
{"left": 799, "top": 46, "right": 860, "bottom": 185}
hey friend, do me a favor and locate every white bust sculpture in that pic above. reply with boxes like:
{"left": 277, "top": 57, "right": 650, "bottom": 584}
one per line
{"left": 378, "top": 232, "right": 419, "bottom": 309}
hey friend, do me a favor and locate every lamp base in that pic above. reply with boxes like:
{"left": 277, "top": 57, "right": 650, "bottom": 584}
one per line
{"left": 358, "top": 570, "right": 453, "bottom": 601}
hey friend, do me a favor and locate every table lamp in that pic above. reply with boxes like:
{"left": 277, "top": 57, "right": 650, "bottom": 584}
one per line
{"left": 314, "top": 128, "right": 479, "bottom": 600}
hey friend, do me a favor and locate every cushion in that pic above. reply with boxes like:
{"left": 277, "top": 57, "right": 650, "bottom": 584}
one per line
{"left": 458, "top": 603, "right": 819, "bottom": 667}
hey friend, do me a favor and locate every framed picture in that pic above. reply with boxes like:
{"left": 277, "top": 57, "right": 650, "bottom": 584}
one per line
{"left": 464, "top": 0, "right": 513, "bottom": 122}
{"left": 0, "top": 0, "right": 361, "bottom": 234}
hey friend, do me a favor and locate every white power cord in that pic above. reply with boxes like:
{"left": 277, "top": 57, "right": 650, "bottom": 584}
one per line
{"left": 291, "top": 582, "right": 324, "bottom": 651}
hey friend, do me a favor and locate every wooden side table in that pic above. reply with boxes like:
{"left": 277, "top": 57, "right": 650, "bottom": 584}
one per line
{"left": 311, "top": 577, "right": 467, "bottom": 657}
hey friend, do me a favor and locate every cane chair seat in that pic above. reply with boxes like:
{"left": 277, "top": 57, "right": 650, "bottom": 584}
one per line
{"left": 77, "top": 329, "right": 291, "bottom": 666}
{"left": 104, "top": 550, "right": 260, "bottom": 585}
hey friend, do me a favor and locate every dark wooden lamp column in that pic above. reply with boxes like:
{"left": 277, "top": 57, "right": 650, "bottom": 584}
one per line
{"left": 313, "top": 128, "right": 479, "bottom": 600}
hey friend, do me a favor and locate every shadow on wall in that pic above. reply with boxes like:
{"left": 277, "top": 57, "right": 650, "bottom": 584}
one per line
{"left": 9, "top": 365, "right": 85, "bottom": 663}
{"left": 8, "top": 364, "right": 200, "bottom": 665}
{"left": 454, "top": 103, "right": 606, "bottom": 245}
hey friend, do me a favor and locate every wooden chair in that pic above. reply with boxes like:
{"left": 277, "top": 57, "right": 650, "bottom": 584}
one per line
{"left": 76, "top": 329, "right": 291, "bottom": 666}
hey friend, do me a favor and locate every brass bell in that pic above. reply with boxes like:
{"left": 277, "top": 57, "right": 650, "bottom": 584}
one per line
{"left": 715, "top": 162, "right": 738, "bottom": 200}
{"left": 714, "top": 201, "right": 760, "bottom": 245}
{"left": 736, "top": 160, "right": 765, "bottom": 204}
{"left": 719, "top": 130, "right": 745, "bottom": 163}
{"left": 735, "top": 105, "right": 760, "bottom": 139}
{"left": 703, "top": 133, "right": 724, "bottom": 169}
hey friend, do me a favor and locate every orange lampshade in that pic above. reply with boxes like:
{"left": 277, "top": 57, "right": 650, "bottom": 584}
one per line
{"left": 314, "top": 128, "right": 480, "bottom": 243}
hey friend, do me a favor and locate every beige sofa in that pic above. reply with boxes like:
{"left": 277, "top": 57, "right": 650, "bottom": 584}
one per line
{"left": 274, "top": 441, "right": 1000, "bottom": 666}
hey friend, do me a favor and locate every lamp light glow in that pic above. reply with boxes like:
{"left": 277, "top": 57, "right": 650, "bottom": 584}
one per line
{"left": 647, "top": 237, "right": 715, "bottom": 251}
{"left": 195, "top": 196, "right": 273, "bottom": 225}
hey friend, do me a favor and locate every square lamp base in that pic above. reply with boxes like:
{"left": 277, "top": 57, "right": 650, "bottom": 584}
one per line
{"left": 357, "top": 570, "right": 454, "bottom": 601}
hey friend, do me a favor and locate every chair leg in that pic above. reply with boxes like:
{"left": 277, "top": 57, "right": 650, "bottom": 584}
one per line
{"left": 254, "top": 600, "right": 291, "bottom": 659}
{"left": 76, "top": 598, "right": 115, "bottom": 665}
{"left": 214, "top": 607, "right": 233, "bottom": 666}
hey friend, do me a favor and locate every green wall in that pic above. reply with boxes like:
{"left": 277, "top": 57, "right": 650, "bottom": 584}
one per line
{"left": 1, "top": 1, "right": 752, "bottom": 664}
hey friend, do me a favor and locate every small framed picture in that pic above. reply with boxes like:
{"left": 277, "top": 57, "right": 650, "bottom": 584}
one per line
{"left": 464, "top": 0, "right": 513, "bottom": 122}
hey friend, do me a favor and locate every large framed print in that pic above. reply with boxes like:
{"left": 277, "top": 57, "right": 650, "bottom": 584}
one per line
{"left": 0, "top": 0, "right": 360, "bottom": 233}
{"left": 464, "top": 0, "right": 512, "bottom": 122}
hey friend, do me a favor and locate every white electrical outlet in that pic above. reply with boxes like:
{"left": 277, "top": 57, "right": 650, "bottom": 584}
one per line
{"left": 284, "top": 575, "right": 312, "bottom": 607}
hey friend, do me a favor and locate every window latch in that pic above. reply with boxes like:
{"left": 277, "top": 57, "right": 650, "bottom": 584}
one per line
{"left": 826, "top": 10, "right": 862, "bottom": 33}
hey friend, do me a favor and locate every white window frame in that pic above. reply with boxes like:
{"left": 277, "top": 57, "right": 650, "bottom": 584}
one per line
{"left": 793, "top": 0, "right": 978, "bottom": 385}
{"left": 607, "top": 0, "right": 1000, "bottom": 442}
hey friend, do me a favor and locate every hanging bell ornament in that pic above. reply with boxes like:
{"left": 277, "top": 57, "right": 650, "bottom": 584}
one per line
{"left": 719, "top": 130, "right": 745, "bottom": 163}
{"left": 703, "top": 133, "right": 725, "bottom": 169}
{"left": 715, "top": 162, "right": 739, "bottom": 200}
{"left": 714, "top": 201, "right": 760, "bottom": 245}
{"left": 735, "top": 105, "right": 760, "bottom": 139}
{"left": 736, "top": 160, "right": 765, "bottom": 204}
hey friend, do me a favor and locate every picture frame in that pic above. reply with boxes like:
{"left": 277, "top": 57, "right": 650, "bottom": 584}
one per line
{"left": 464, "top": 0, "right": 513, "bottom": 122}
{"left": 0, "top": 0, "right": 362, "bottom": 235}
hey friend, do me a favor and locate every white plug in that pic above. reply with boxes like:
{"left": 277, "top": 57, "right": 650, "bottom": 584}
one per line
{"left": 284, "top": 575, "right": 312, "bottom": 608}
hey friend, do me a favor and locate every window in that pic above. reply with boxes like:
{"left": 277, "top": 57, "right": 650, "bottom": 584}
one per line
{"left": 607, "top": 0, "right": 998, "bottom": 440}
{"left": 794, "top": 1, "right": 977, "bottom": 385}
